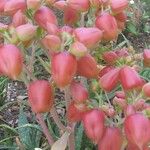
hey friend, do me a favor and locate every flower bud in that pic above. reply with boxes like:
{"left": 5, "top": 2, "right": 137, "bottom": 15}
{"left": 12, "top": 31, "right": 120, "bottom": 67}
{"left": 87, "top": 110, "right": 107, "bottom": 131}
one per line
{"left": 34, "top": 6, "right": 57, "bottom": 29}
{"left": 99, "top": 66, "right": 114, "bottom": 77}
{"left": 28, "top": 80, "right": 53, "bottom": 113}
{"left": 102, "top": 51, "right": 118, "bottom": 64}
{"left": 12, "top": 10, "right": 27, "bottom": 27}
{"left": 115, "top": 48, "right": 129, "bottom": 57}
{"left": 64, "top": 7, "right": 80, "bottom": 25}
{"left": 77, "top": 54, "right": 99, "bottom": 78}
{"left": 114, "top": 11, "right": 127, "bottom": 22}
{"left": 0, "top": 44, "right": 23, "bottom": 79}
{"left": 143, "top": 49, "right": 150, "bottom": 67}
{"left": 113, "top": 97, "right": 127, "bottom": 109}
{"left": 27, "top": 0, "right": 41, "bottom": 10}
{"left": 120, "top": 66, "right": 143, "bottom": 91}
{"left": 110, "top": 0, "right": 128, "bottom": 14}
{"left": 0, "top": 0, "right": 7, "bottom": 12}
{"left": 74, "top": 27, "right": 103, "bottom": 48}
{"left": 134, "top": 99, "right": 145, "bottom": 111}
{"left": 95, "top": 12, "right": 118, "bottom": 41}
{"left": 0, "top": 23, "right": 8, "bottom": 32}
{"left": 116, "top": 20, "right": 125, "bottom": 31}
{"left": 46, "top": 22, "right": 60, "bottom": 35}
{"left": 98, "top": 127, "right": 123, "bottom": 150}
{"left": 16, "top": 24, "right": 37, "bottom": 41}
{"left": 99, "top": 68, "right": 120, "bottom": 92}
{"left": 41, "top": 35, "right": 61, "bottom": 52}
{"left": 102, "top": 106, "right": 116, "bottom": 117}
{"left": 4, "top": 0, "right": 26, "bottom": 15}
{"left": 115, "top": 91, "right": 126, "bottom": 99}
{"left": 124, "top": 113, "right": 150, "bottom": 149}
{"left": 51, "top": 52, "right": 77, "bottom": 88}
{"left": 67, "top": 101, "right": 87, "bottom": 122}
{"left": 67, "top": 0, "right": 90, "bottom": 12}
{"left": 54, "top": 1, "right": 67, "bottom": 10}
{"left": 61, "top": 26, "right": 73, "bottom": 34}
{"left": 82, "top": 109, "right": 105, "bottom": 143}
{"left": 142, "top": 82, "right": 150, "bottom": 97}
{"left": 70, "top": 81, "right": 88, "bottom": 103}
{"left": 124, "top": 105, "right": 136, "bottom": 116}
{"left": 69, "top": 41, "right": 88, "bottom": 58}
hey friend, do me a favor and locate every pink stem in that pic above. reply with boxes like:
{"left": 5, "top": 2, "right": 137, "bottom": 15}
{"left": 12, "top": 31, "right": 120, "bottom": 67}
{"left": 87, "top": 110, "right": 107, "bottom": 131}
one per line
{"left": 50, "top": 107, "right": 70, "bottom": 132}
{"left": 36, "top": 113, "right": 54, "bottom": 145}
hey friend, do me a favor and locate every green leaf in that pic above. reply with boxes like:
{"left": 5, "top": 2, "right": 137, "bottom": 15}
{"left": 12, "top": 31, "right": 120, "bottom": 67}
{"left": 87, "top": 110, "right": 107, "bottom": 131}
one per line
{"left": 0, "top": 125, "right": 17, "bottom": 134}
{"left": 18, "top": 107, "right": 42, "bottom": 150}
{"left": 127, "top": 22, "right": 138, "bottom": 35}
{"left": 75, "top": 123, "right": 84, "bottom": 150}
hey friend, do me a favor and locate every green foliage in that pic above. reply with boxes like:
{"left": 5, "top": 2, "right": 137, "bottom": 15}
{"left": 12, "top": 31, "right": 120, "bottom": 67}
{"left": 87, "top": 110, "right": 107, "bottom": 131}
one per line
{"left": 0, "top": 77, "right": 9, "bottom": 106}
{"left": 140, "top": 68, "right": 150, "bottom": 81}
{"left": 18, "top": 107, "right": 42, "bottom": 150}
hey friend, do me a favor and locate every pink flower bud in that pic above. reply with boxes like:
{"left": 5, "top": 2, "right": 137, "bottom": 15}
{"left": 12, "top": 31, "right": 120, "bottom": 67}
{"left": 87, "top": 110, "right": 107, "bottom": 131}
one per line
{"left": 110, "top": 0, "right": 128, "bottom": 14}
{"left": 143, "top": 82, "right": 150, "bottom": 97}
{"left": 124, "top": 105, "right": 136, "bottom": 116}
{"left": 16, "top": 24, "right": 37, "bottom": 41}
{"left": 143, "top": 49, "right": 150, "bottom": 67}
{"left": 4, "top": 0, "right": 26, "bottom": 15}
{"left": 98, "top": 127, "right": 123, "bottom": 150}
{"left": 102, "top": 106, "right": 116, "bottom": 117}
{"left": 27, "top": 0, "right": 41, "bottom": 10}
{"left": 67, "top": 101, "right": 87, "bottom": 122}
{"left": 114, "top": 11, "right": 127, "bottom": 22}
{"left": 41, "top": 35, "right": 61, "bottom": 52}
{"left": 74, "top": 27, "right": 103, "bottom": 48}
{"left": 124, "top": 113, "right": 150, "bottom": 149}
{"left": 0, "top": 44, "right": 23, "bottom": 79}
{"left": 28, "top": 80, "right": 54, "bottom": 113}
{"left": 77, "top": 54, "right": 99, "bottom": 78}
{"left": 0, "top": 0, "right": 7, "bottom": 12}
{"left": 51, "top": 52, "right": 77, "bottom": 88}
{"left": 115, "top": 48, "right": 129, "bottom": 57}
{"left": 70, "top": 41, "right": 88, "bottom": 57}
{"left": 12, "top": 10, "right": 27, "bottom": 27}
{"left": 133, "top": 99, "right": 145, "bottom": 111}
{"left": 115, "top": 91, "right": 126, "bottom": 99}
{"left": 70, "top": 81, "right": 88, "bottom": 103}
{"left": 102, "top": 51, "right": 118, "bottom": 64}
{"left": 64, "top": 7, "right": 80, "bottom": 25}
{"left": 67, "top": 0, "right": 90, "bottom": 12}
{"left": 46, "top": 23, "right": 60, "bottom": 35}
{"left": 54, "top": 1, "right": 67, "bottom": 10}
{"left": 61, "top": 26, "right": 73, "bottom": 34}
{"left": 95, "top": 12, "right": 118, "bottom": 41}
{"left": 113, "top": 97, "right": 127, "bottom": 109}
{"left": 0, "top": 23, "right": 8, "bottom": 31}
{"left": 34, "top": 6, "right": 57, "bottom": 29}
{"left": 99, "top": 68, "right": 120, "bottom": 92}
{"left": 82, "top": 109, "right": 105, "bottom": 144}
{"left": 120, "top": 66, "right": 143, "bottom": 91}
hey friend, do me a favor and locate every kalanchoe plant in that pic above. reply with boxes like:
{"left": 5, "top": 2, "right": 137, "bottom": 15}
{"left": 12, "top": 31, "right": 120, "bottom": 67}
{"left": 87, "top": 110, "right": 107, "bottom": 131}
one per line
{"left": 0, "top": 0, "right": 150, "bottom": 149}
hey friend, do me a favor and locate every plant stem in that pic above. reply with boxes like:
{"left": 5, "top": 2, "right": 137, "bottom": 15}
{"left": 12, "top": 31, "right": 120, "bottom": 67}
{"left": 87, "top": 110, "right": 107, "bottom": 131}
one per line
{"left": 64, "top": 87, "right": 75, "bottom": 150}
{"left": 36, "top": 113, "right": 54, "bottom": 146}
{"left": 50, "top": 107, "right": 70, "bottom": 132}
